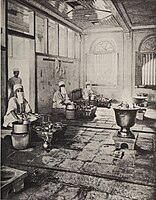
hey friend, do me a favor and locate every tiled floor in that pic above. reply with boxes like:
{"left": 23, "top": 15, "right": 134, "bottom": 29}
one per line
{"left": 2, "top": 107, "right": 156, "bottom": 200}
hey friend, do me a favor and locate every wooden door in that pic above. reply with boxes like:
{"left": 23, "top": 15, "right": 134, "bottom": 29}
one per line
{"left": 36, "top": 55, "right": 55, "bottom": 113}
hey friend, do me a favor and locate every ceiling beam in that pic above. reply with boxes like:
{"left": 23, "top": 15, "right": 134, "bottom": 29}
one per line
{"left": 104, "top": 0, "right": 131, "bottom": 31}
{"left": 84, "top": 26, "right": 123, "bottom": 34}
{"left": 132, "top": 25, "right": 156, "bottom": 30}
{"left": 65, "top": 0, "right": 78, "bottom": 2}
{"left": 112, "top": 0, "right": 132, "bottom": 28}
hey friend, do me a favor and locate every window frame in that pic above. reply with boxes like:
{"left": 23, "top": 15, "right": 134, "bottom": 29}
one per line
{"left": 135, "top": 35, "right": 156, "bottom": 89}
{"left": 7, "top": 1, "right": 35, "bottom": 38}
{"left": 47, "top": 18, "right": 59, "bottom": 56}
{"left": 35, "top": 13, "right": 48, "bottom": 54}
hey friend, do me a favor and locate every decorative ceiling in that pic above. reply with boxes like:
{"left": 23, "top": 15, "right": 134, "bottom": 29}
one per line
{"left": 44, "top": 0, "right": 156, "bottom": 29}
{"left": 45, "top": 0, "right": 119, "bottom": 29}
{"left": 113, "top": 0, "right": 156, "bottom": 26}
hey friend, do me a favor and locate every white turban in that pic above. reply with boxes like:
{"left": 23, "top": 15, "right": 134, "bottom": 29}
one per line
{"left": 59, "top": 81, "right": 65, "bottom": 87}
{"left": 13, "top": 84, "right": 23, "bottom": 92}
{"left": 13, "top": 68, "right": 19, "bottom": 72}
{"left": 85, "top": 81, "right": 91, "bottom": 86}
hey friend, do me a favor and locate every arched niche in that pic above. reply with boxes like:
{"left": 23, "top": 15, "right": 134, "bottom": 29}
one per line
{"left": 139, "top": 35, "right": 156, "bottom": 53}
{"left": 86, "top": 38, "right": 118, "bottom": 87}
{"left": 135, "top": 35, "right": 156, "bottom": 87}
{"left": 89, "top": 39, "right": 117, "bottom": 54}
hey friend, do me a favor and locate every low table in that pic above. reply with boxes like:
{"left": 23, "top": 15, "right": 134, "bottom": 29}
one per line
{"left": 133, "top": 96, "right": 147, "bottom": 107}
{"left": 76, "top": 106, "right": 97, "bottom": 118}
{"left": 144, "top": 108, "right": 156, "bottom": 128}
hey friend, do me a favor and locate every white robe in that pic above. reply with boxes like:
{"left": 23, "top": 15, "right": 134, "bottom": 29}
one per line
{"left": 53, "top": 90, "right": 70, "bottom": 109}
{"left": 3, "top": 97, "right": 32, "bottom": 127}
{"left": 82, "top": 88, "right": 94, "bottom": 100}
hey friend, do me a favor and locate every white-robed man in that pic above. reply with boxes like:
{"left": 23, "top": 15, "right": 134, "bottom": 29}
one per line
{"left": 82, "top": 81, "right": 95, "bottom": 100}
{"left": 3, "top": 84, "right": 35, "bottom": 127}
{"left": 53, "top": 81, "right": 71, "bottom": 109}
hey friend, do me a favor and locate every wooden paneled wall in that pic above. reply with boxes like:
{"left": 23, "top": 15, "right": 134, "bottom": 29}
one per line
{"left": 1, "top": 50, "right": 7, "bottom": 118}
{"left": 36, "top": 54, "right": 80, "bottom": 113}
{"left": 1, "top": 0, "right": 7, "bottom": 119}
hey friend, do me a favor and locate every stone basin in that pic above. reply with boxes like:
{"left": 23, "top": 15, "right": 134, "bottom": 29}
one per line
{"left": 1, "top": 169, "right": 15, "bottom": 184}
{"left": 1, "top": 166, "right": 27, "bottom": 199}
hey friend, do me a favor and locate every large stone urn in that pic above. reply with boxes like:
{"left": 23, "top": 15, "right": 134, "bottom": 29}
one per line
{"left": 113, "top": 107, "right": 139, "bottom": 138}
{"left": 113, "top": 106, "right": 139, "bottom": 150}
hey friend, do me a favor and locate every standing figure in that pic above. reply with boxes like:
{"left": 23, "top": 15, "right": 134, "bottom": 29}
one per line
{"left": 3, "top": 84, "right": 32, "bottom": 127}
{"left": 82, "top": 81, "right": 95, "bottom": 100}
{"left": 53, "top": 81, "right": 71, "bottom": 109}
{"left": 8, "top": 68, "right": 22, "bottom": 99}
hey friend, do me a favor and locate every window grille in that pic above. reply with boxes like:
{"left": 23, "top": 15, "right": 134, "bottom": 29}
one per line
{"left": 87, "top": 40, "right": 118, "bottom": 87}
{"left": 135, "top": 36, "right": 156, "bottom": 87}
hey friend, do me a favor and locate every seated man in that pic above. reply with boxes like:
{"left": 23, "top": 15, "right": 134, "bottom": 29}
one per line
{"left": 82, "top": 81, "right": 95, "bottom": 100}
{"left": 53, "top": 81, "right": 71, "bottom": 109}
{"left": 3, "top": 84, "right": 35, "bottom": 127}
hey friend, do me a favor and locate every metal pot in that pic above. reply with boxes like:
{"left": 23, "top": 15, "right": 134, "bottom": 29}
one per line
{"left": 66, "top": 104, "right": 76, "bottom": 110}
{"left": 12, "top": 121, "right": 29, "bottom": 133}
{"left": 113, "top": 107, "right": 139, "bottom": 138}
{"left": 114, "top": 108, "right": 138, "bottom": 128}
{"left": 66, "top": 104, "right": 76, "bottom": 120}
{"left": 11, "top": 132, "right": 30, "bottom": 150}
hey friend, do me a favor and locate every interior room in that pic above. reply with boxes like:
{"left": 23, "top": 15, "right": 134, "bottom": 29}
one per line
{"left": 1, "top": 0, "right": 156, "bottom": 199}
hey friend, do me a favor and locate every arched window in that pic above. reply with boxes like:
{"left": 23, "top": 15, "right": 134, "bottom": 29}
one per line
{"left": 86, "top": 39, "right": 118, "bottom": 87}
{"left": 90, "top": 40, "right": 115, "bottom": 54}
{"left": 135, "top": 35, "right": 156, "bottom": 87}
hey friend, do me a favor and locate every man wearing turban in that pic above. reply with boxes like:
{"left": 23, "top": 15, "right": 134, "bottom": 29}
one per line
{"left": 82, "top": 81, "right": 95, "bottom": 100}
{"left": 8, "top": 68, "right": 22, "bottom": 99}
{"left": 53, "top": 81, "right": 71, "bottom": 109}
{"left": 3, "top": 84, "right": 32, "bottom": 127}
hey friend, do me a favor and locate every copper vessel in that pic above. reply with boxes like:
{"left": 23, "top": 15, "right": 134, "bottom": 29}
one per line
{"left": 113, "top": 107, "right": 139, "bottom": 138}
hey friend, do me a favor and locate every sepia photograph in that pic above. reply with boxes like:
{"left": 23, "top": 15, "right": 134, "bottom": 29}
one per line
{"left": 1, "top": 0, "right": 156, "bottom": 199}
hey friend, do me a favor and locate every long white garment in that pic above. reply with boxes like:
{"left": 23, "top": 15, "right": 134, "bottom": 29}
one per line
{"left": 3, "top": 97, "right": 31, "bottom": 127}
{"left": 82, "top": 88, "right": 94, "bottom": 100}
{"left": 53, "top": 90, "right": 70, "bottom": 108}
